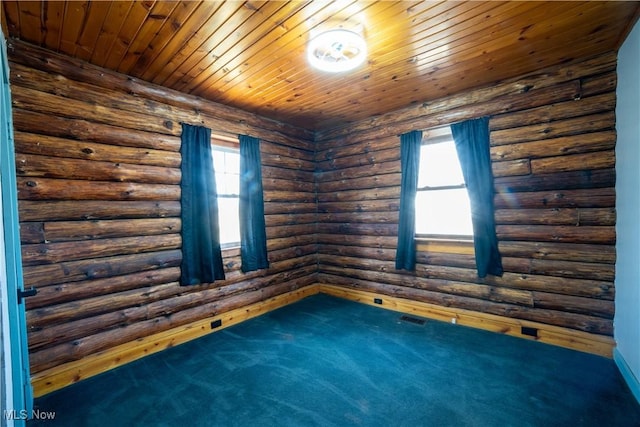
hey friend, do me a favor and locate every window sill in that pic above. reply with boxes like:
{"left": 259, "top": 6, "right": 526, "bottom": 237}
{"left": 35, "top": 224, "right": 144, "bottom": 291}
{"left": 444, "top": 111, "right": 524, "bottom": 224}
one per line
{"left": 415, "top": 236, "right": 474, "bottom": 255}
{"left": 415, "top": 235, "right": 473, "bottom": 244}
{"left": 221, "top": 244, "right": 241, "bottom": 255}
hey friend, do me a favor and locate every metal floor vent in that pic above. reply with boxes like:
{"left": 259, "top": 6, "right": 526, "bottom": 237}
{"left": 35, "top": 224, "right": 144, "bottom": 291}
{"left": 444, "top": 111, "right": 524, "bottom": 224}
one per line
{"left": 399, "top": 315, "right": 426, "bottom": 325}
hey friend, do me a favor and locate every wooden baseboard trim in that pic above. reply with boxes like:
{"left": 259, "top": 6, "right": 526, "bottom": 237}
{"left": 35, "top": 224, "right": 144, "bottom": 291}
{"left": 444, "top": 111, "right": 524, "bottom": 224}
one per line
{"left": 31, "top": 285, "right": 320, "bottom": 398}
{"left": 32, "top": 282, "right": 616, "bottom": 398}
{"left": 317, "top": 283, "right": 615, "bottom": 358}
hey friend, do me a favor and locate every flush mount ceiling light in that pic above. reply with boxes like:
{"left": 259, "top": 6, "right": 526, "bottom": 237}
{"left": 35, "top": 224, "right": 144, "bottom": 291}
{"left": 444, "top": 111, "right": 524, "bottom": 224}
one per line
{"left": 307, "top": 28, "right": 367, "bottom": 73}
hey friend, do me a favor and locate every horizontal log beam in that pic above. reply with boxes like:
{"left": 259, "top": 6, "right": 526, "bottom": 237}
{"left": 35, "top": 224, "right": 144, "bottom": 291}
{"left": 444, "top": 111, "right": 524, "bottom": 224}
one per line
{"left": 27, "top": 282, "right": 182, "bottom": 329}
{"left": 268, "top": 244, "right": 318, "bottom": 263}
{"left": 12, "top": 86, "right": 177, "bottom": 136}
{"left": 530, "top": 150, "right": 615, "bottom": 174}
{"left": 318, "top": 245, "right": 396, "bottom": 262}
{"left": 318, "top": 254, "right": 614, "bottom": 300}
{"left": 317, "top": 211, "right": 399, "bottom": 224}
{"left": 317, "top": 275, "right": 612, "bottom": 335}
{"left": 497, "top": 241, "right": 615, "bottom": 264}
{"left": 262, "top": 177, "right": 315, "bottom": 193}
{"left": 267, "top": 235, "right": 317, "bottom": 251}
{"left": 18, "top": 200, "right": 181, "bottom": 222}
{"left": 261, "top": 152, "right": 315, "bottom": 172}
{"left": 316, "top": 147, "right": 399, "bottom": 172}
{"left": 22, "top": 234, "right": 182, "bottom": 266}
{"left": 316, "top": 223, "right": 398, "bottom": 237}
{"left": 12, "top": 109, "right": 181, "bottom": 152}
{"left": 29, "top": 275, "right": 316, "bottom": 373}
{"left": 16, "top": 153, "right": 180, "bottom": 185}
{"left": 8, "top": 40, "right": 314, "bottom": 145}
{"left": 262, "top": 165, "right": 314, "bottom": 182}
{"left": 316, "top": 135, "right": 397, "bottom": 162}
{"left": 317, "top": 52, "right": 616, "bottom": 142}
{"left": 580, "top": 71, "right": 617, "bottom": 97}
{"left": 27, "top": 263, "right": 317, "bottom": 351}
{"left": 23, "top": 250, "right": 182, "bottom": 288}
{"left": 318, "top": 284, "right": 614, "bottom": 357}
{"left": 491, "top": 131, "right": 615, "bottom": 162}
{"left": 267, "top": 224, "right": 315, "bottom": 239}
{"left": 317, "top": 199, "right": 400, "bottom": 214}
{"left": 315, "top": 160, "right": 401, "bottom": 183}
{"left": 30, "top": 285, "right": 320, "bottom": 397}
{"left": 261, "top": 140, "right": 315, "bottom": 162}
{"left": 317, "top": 234, "right": 397, "bottom": 249}
{"left": 495, "top": 207, "right": 615, "bottom": 226}
{"left": 26, "top": 268, "right": 181, "bottom": 310}
{"left": 17, "top": 177, "right": 180, "bottom": 201}
{"left": 263, "top": 190, "right": 315, "bottom": 204}
{"left": 264, "top": 213, "right": 317, "bottom": 227}
{"left": 489, "top": 92, "right": 615, "bottom": 131}
{"left": 494, "top": 188, "right": 615, "bottom": 209}
{"left": 318, "top": 173, "right": 401, "bottom": 194}
{"left": 490, "top": 111, "right": 615, "bottom": 146}
{"left": 319, "top": 264, "right": 533, "bottom": 307}
{"left": 494, "top": 169, "right": 615, "bottom": 193}
{"left": 14, "top": 131, "right": 180, "bottom": 167}
{"left": 496, "top": 225, "right": 615, "bottom": 245}
{"left": 34, "top": 218, "right": 181, "bottom": 243}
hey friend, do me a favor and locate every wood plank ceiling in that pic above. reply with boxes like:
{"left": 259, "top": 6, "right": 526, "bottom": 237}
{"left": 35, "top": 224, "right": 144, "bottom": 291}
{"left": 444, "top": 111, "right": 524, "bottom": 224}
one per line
{"left": 2, "top": 1, "right": 639, "bottom": 132}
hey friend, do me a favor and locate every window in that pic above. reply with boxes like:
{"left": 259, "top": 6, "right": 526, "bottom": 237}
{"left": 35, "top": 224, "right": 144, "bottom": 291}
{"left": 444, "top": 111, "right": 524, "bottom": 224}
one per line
{"left": 212, "top": 146, "right": 240, "bottom": 248}
{"left": 415, "top": 127, "right": 473, "bottom": 239}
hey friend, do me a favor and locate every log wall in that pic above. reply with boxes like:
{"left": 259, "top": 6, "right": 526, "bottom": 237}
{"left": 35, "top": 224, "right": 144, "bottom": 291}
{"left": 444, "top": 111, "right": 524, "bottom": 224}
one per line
{"left": 8, "top": 39, "right": 317, "bottom": 376}
{"left": 315, "top": 52, "right": 618, "bottom": 339}
{"left": 8, "top": 38, "right": 621, "bottom": 381}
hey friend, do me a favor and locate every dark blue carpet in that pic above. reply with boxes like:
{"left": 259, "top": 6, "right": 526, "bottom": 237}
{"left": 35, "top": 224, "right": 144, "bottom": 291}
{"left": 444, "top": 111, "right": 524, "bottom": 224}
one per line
{"left": 29, "top": 294, "right": 640, "bottom": 426}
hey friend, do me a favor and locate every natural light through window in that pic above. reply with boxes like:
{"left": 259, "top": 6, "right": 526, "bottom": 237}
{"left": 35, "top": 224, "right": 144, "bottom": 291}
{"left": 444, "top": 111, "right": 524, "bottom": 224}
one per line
{"left": 212, "top": 147, "right": 240, "bottom": 248}
{"left": 415, "top": 128, "right": 473, "bottom": 238}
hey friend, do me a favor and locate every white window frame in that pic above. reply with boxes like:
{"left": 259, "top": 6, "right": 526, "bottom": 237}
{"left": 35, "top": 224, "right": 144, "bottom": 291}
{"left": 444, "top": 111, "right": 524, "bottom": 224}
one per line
{"left": 211, "top": 139, "right": 240, "bottom": 249}
{"left": 415, "top": 126, "right": 474, "bottom": 241}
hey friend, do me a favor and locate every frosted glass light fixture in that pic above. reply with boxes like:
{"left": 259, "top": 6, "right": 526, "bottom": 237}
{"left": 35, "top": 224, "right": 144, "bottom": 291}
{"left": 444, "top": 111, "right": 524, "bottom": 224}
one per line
{"left": 307, "top": 28, "right": 367, "bottom": 73}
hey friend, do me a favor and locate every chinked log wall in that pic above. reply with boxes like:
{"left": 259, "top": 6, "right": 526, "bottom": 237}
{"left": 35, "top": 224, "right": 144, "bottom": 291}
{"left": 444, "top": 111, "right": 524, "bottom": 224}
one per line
{"left": 315, "top": 53, "right": 617, "bottom": 347}
{"left": 7, "top": 40, "right": 317, "bottom": 379}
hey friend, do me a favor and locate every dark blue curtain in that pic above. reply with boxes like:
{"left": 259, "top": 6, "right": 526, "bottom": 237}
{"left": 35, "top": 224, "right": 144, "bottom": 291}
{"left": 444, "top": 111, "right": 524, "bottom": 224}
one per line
{"left": 179, "top": 123, "right": 225, "bottom": 285}
{"left": 239, "top": 135, "right": 269, "bottom": 272}
{"left": 451, "top": 117, "right": 503, "bottom": 278}
{"left": 395, "top": 130, "right": 422, "bottom": 271}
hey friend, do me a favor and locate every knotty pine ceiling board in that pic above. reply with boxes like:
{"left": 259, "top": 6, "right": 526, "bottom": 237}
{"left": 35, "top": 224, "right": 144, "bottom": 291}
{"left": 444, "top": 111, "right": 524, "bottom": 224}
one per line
{"left": 2, "top": 1, "right": 639, "bottom": 132}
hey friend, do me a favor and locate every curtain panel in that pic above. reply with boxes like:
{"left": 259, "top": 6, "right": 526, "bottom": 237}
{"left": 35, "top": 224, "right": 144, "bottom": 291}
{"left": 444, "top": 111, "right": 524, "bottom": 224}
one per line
{"left": 395, "top": 130, "right": 423, "bottom": 271}
{"left": 179, "top": 123, "right": 225, "bottom": 285}
{"left": 239, "top": 135, "right": 269, "bottom": 272}
{"left": 451, "top": 117, "right": 503, "bottom": 278}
